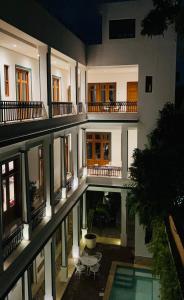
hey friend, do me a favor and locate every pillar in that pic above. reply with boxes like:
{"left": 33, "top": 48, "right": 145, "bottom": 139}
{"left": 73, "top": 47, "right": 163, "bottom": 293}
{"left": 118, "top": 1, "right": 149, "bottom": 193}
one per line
{"left": 82, "top": 128, "right": 87, "bottom": 176}
{"left": 60, "top": 136, "right": 67, "bottom": 199}
{"left": 38, "top": 45, "right": 49, "bottom": 116}
{"left": 121, "top": 127, "right": 128, "bottom": 178}
{"left": 121, "top": 189, "right": 127, "bottom": 247}
{"left": 46, "top": 46, "right": 52, "bottom": 118}
{"left": 80, "top": 67, "right": 86, "bottom": 108}
{"left": 21, "top": 150, "right": 31, "bottom": 240}
{"left": 60, "top": 219, "right": 68, "bottom": 282}
{"left": 70, "top": 63, "right": 76, "bottom": 107}
{"left": 44, "top": 238, "right": 56, "bottom": 300}
{"left": 72, "top": 203, "right": 80, "bottom": 258}
{"left": 85, "top": 70, "right": 88, "bottom": 112}
{"left": 44, "top": 136, "right": 54, "bottom": 217}
{"left": 81, "top": 193, "right": 88, "bottom": 239}
{"left": 75, "top": 62, "right": 79, "bottom": 105}
{"left": 22, "top": 268, "right": 32, "bottom": 300}
{"left": 71, "top": 129, "right": 79, "bottom": 189}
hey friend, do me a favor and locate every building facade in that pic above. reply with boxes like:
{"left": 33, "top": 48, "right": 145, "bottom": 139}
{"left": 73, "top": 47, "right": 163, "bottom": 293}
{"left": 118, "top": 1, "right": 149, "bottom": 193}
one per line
{"left": 0, "top": 0, "right": 177, "bottom": 299}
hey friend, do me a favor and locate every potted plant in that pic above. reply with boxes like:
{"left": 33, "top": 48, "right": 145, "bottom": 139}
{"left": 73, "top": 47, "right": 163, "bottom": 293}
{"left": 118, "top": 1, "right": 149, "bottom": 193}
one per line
{"left": 85, "top": 233, "right": 97, "bottom": 249}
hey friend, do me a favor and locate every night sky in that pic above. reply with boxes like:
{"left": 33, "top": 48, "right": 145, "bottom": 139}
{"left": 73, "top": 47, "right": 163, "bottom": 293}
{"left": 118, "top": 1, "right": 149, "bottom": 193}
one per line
{"left": 37, "top": 0, "right": 103, "bottom": 44}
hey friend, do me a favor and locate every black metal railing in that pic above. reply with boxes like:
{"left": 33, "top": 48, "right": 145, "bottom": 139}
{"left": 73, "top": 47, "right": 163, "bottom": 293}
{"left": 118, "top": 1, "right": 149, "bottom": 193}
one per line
{"left": 66, "top": 176, "right": 73, "bottom": 192}
{"left": 77, "top": 102, "right": 84, "bottom": 114}
{"left": 87, "top": 165, "right": 122, "bottom": 177}
{"left": 52, "top": 102, "right": 74, "bottom": 116}
{"left": 31, "top": 204, "right": 46, "bottom": 230}
{"left": 3, "top": 224, "right": 24, "bottom": 260}
{"left": 0, "top": 101, "right": 46, "bottom": 123}
{"left": 87, "top": 101, "right": 137, "bottom": 113}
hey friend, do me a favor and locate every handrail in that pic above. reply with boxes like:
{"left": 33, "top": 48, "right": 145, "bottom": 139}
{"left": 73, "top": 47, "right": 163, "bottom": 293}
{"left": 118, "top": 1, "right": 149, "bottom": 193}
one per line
{"left": 0, "top": 101, "right": 46, "bottom": 123}
{"left": 87, "top": 165, "right": 122, "bottom": 177}
{"left": 87, "top": 101, "right": 137, "bottom": 113}
{"left": 52, "top": 102, "right": 74, "bottom": 116}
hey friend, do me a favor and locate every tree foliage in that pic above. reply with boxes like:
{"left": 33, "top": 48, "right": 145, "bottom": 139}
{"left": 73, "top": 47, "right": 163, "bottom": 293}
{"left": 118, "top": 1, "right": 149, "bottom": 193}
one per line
{"left": 141, "top": 0, "right": 184, "bottom": 37}
{"left": 148, "top": 218, "right": 182, "bottom": 300}
{"left": 127, "top": 103, "right": 184, "bottom": 227}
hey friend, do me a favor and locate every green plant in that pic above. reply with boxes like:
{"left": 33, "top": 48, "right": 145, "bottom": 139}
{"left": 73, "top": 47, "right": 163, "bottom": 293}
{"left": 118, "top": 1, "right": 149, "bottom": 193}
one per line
{"left": 148, "top": 219, "right": 182, "bottom": 300}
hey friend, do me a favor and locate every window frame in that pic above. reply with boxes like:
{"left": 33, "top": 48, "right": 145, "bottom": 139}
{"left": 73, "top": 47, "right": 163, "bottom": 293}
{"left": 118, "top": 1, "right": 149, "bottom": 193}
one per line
{"left": 15, "top": 66, "right": 31, "bottom": 102}
{"left": 52, "top": 75, "right": 61, "bottom": 102}
{"left": 4, "top": 65, "right": 10, "bottom": 97}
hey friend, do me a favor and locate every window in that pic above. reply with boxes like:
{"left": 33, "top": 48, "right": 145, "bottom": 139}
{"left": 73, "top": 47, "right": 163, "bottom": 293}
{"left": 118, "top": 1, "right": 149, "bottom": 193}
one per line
{"left": 88, "top": 83, "right": 116, "bottom": 103}
{"left": 1, "top": 157, "right": 21, "bottom": 229}
{"left": 28, "top": 145, "right": 44, "bottom": 211}
{"left": 86, "top": 132, "right": 111, "bottom": 166}
{"left": 145, "top": 76, "right": 152, "bottom": 93}
{"left": 16, "top": 67, "right": 30, "bottom": 101}
{"left": 109, "top": 19, "right": 135, "bottom": 39}
{"left": 4, "top": 65, "right": 9, "bottom": 96}
{"left": 52, "top": 76, "right": 60, "bottom": 101}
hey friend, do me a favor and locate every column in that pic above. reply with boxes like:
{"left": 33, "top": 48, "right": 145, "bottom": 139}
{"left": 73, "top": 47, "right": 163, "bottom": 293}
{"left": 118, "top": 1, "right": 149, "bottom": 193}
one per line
{"left": 60, "top": 220, "right": 68, "bottom": 282}
{"left": 121, "top": 126, "right": 128, "bottom": 178}
{"left": 82, "top": 128, "right": 87, "bottom": 176}
{"left": 85, "top": 70, "right": 88, "bottom": 112}
{"left": 44, "top": 238, "right": 56, "bottom": 300}
{"left": 60, "top": 136, "right": 67, "bottom": 199}
{"left": 70, "top": 63, "right": 77, "bottom": 108}
{"left": 121, "top": 189, "right": 127, "bottom": 247}
{"left": 81, "top": 193, "right": 88, "bottom": 239}
{"left": 0, "top": 171, "right": 3, "bottom": 273}
{"left": 75, "top": 62, "right": 79, "bottom": 105}
{"left": 22, "top": 268, "right": 32, "bottom": 300}
{"left": 80, "top": 68, "right": 86, "bottom": 109}
{"left": 72, "top": 203, "right": 80, "bottom": 258}
{"left": 71, "top": 129, "right": 79, "bottom": 189}
{"left": 38, "top": 45, "right": 49, "bottom": 116}
{"left": 21, "top": 150, "right": 31, "bottom": 240}
{"left": 44, "top": 136, "right": 54, "bottom": 217}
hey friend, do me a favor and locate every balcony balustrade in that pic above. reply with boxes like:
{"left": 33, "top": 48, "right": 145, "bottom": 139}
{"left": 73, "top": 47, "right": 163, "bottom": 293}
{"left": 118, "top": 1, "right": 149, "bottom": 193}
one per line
{"left": 31, "top": 204, "right": 46, "bottom": 230}
{"left": 77, "top": 102, "right": 84, "bottom": 114}
{"left": 87, "top": 101, "right": 137, "bottom": 113}
{"left": 87, "top": 165, "right": 122, "bottom": 177}
{"left": 0, "top": 101, "right": 46, "bottom": 123}
{"left": 52, "top": 102, "right": 74, "bottom": 117}
{"left": 2, "top": 224, "right": 24, "bottom": 260}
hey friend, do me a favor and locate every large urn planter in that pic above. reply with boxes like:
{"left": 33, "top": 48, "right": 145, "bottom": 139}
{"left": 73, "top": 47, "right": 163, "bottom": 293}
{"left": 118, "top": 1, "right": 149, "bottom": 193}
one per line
{"left": 85, "top": 233, "right": 97, "bottom": 249}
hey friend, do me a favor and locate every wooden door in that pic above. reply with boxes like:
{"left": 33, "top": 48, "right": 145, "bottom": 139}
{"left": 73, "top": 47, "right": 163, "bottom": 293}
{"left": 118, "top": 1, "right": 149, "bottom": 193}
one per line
{"left": 16, "top": 68, "right": 29, "bottom": 102}
{"left": 127, "top": 82, "right": 138, "bottom": 112}
{"left": 86, "top": 133, "right": 111, "bottom": 166}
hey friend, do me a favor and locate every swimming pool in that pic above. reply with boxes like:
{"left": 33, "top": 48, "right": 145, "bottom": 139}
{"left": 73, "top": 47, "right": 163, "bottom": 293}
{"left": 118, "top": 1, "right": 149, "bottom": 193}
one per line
{"left": 109, "top": 265, "right": 160, "bottom": 300}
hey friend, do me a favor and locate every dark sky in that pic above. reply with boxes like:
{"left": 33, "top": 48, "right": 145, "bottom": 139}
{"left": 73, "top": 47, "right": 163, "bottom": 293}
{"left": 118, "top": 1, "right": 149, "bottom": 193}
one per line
{"left": 37, "top": 0, "right": 103, "bottom": 44}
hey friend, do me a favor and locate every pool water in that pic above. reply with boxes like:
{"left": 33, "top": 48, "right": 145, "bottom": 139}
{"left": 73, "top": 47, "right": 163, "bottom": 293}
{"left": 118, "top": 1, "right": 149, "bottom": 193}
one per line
{"left": 109, "top": 266, "right": 160, "bottom": 300}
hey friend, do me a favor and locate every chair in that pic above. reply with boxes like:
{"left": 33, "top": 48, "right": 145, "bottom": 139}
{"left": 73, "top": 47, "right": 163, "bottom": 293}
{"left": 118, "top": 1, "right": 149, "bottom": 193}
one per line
{"left": 94, "top": 252, "right": 102, "bottom": 262}
{"left": 90, "top": 263, "right": 100, "bottom": 280}
{"left": 75, "top": 263, "right": 86, "bottom": 279}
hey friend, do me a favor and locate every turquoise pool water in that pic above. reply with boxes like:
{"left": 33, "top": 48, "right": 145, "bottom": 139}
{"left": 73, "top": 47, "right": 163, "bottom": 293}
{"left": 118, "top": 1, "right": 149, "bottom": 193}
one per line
{"left": 109, "top": 266, "right": 160, "bottom": 300}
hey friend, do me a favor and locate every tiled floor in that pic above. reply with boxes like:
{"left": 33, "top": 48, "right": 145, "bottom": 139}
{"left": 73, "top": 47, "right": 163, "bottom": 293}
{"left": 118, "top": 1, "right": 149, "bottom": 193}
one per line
{"left": 61, "top": 243, "right": 134, "bottom": 300}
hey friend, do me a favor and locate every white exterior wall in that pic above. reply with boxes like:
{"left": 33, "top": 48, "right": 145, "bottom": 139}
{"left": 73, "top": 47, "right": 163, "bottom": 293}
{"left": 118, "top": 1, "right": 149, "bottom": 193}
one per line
{"left": 0, "top": 46, "right": 40, "bottom": 101}
{"left": 87, "top": 0, "right": 176, "bottom": 148}
{"left": 51, "top": 65, "right": 70, "bottom": 102}
{"left": 88, "top": 67, "right": 138, "bottom": 101}
{"left": 8, "top": 278, "right": 22, "bottom": 300}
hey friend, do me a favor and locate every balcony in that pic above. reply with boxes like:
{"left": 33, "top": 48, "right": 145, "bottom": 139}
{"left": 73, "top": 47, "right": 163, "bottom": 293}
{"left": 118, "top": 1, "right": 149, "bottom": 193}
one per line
{"left": 0, "top": 101, "right": 46, "bottom": 124}
{"left": 87, "top": 101, "right": 137, "bottom": 113}
{"left": 87, "top": 165, "right": 122, "bottom": 177}
{"left": 31, "top": 204, "right": 46, "bottom": 230}
{"left": 52, "top": 102, "right": 74, "bottom": 117}
{"left": 2, "top": 224, "right": 24, "bottom": 260}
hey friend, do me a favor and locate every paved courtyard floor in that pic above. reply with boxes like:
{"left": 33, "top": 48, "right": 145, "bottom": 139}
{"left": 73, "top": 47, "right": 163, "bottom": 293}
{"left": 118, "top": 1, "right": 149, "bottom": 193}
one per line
{"left": 61, "top": 243, "right": 134, "bottom": 300}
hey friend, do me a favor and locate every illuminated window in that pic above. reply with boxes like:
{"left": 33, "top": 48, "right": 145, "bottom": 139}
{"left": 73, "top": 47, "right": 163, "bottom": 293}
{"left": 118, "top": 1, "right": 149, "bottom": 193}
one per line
{"left": 16, "top": 67, "right": 30, "bottom": 101}
{"left": 52, "top": 76, "right": 60, "bottom": 101}
{"left": 1, "top": 157, "right": 21, "bottom": 228}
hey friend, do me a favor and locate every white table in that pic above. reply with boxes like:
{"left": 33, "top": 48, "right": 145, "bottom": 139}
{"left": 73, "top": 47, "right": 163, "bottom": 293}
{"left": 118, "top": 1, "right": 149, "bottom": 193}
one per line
{"left": 80, "top": 255, "right": 98, "bottom": 267}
